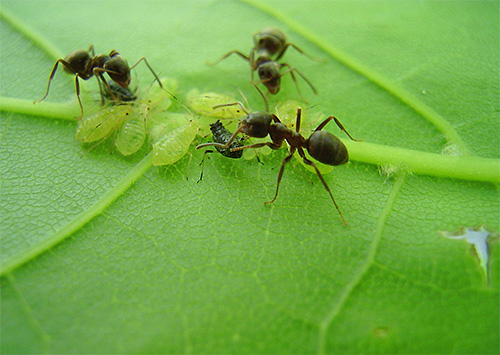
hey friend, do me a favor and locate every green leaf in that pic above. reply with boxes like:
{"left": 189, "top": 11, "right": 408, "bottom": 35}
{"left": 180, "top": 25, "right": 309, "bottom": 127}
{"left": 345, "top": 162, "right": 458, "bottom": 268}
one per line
{"left": 1, "top": 1, "right": 498, "bottom": 354}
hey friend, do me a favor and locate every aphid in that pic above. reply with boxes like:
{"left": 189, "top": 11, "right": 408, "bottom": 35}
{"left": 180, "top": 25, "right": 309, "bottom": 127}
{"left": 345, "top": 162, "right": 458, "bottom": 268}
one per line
{"left": 209, "top": 28, "right": 321, "bottom": 101}
{"left": 187, "top": 91, "right": 246, "bottom": 119}
{"left": 75, "top": 104, "right": 133, "bottom": 143}
{"left": 197, "top": 120, "right": 245, "bottom": 182}
{"left": 34, "top": 44, "right": 168, "bottom": 119}
{"left": 196, "top": 104, "right": 360, "bottom": 226}
{"left": 76, "top": 78, "right": 175, "bottom": 155}
{"left": 114, "top": 114, "right": 146, "bottom": 156}
{"left": 151, "top": 113, "right": 200, "bottom": 166}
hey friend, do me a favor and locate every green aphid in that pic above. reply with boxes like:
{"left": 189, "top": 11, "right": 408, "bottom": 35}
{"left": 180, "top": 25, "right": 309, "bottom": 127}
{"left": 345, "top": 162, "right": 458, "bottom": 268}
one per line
{"left": 152, "top": 115, "right": 200, "bottom": 166}
{"left": 187, "top": 91, "right": 246, "bottom": 119}
{"left": 75, "top": 78, "right": 176, "bottom": 155}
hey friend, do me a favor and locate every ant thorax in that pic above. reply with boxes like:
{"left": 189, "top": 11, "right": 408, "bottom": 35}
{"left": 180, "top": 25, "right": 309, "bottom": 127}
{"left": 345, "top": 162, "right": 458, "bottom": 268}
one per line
{"left": 269, "top": 123, "right": 305, "bottom": 147}
{"left": 254, "top": 50, "right": 272, "bottom": 67}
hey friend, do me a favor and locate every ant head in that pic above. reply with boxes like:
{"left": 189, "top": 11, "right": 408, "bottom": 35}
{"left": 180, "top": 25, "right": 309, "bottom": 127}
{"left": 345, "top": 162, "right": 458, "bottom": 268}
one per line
{"left": 306, "top": 131, "right": 349, "bottom": 166}
{"left": 63, "top": 49, "right": 91, "bottom": 74}
{"left": 241, "top": 112, "right": 273, "bottom": 138}
{"left": 257, "top": 62, "right": 281, "bottom": 94}
{"left": 256, "top": 28, "right": 287, "bottom": 55}
{"left": 104, "top": 52, "right": 131, "bottom": 88}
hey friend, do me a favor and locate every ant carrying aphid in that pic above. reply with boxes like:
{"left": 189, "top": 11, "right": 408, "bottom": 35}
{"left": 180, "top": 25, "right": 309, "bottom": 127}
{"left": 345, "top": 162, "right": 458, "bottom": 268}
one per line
{"left": 209, "top": 28, "right": 322, "bottom": 102}
{"left": 34, "top": 45, "right": 172, "bottom": 119}
{"left": 197, "top": 120, "right": 246, "bottom": 182}
{"left": 103, "top": 80, "right": 137, "bottom": 103}
{"left": 196, "top": 102, "right": 360, "bottom": 226}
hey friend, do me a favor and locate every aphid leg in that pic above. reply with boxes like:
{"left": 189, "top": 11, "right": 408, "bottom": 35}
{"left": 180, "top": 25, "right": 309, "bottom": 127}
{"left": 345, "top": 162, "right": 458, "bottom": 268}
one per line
{"left": 207, "top": 50, "right": 250, "bottom": 66}
{"left": 316, "top": 116, "right": 361, "bottom": 142}
{"left": 264, "top": 148, "right": 296, "bottom": 205}
{"left": 33, "top": 59, "right": 72, "bottom": 104}
{"left": 297, "top": 147, "right": 348, "bottom": 226}
{"left": 197, "top": 150, "right": 213, "bottom": 183}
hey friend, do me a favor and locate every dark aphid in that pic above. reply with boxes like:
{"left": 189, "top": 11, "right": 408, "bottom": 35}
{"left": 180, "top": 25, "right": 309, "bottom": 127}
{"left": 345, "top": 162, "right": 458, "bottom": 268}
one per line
{"left": 34, "top": 44, "right": 168, "bottom": 119}
{"left": 209, "top": 120, "right": 245, "bottom": 159}
{"left": 103, "top": 80, "right": 137, "bottom": 103}
{"left": 196, "top": 103, "right": 360, "bottom": 226}
{"left": 208, "top": 28, "right": 321, "bottom": 102}
{"left": 197, "top": 120, "right": 245, "bottom": 182}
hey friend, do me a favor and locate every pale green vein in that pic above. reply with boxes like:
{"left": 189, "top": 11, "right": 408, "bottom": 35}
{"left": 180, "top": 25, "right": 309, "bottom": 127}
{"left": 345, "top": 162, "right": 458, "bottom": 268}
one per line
{"left": 0, "top": 153, "right": 153, "bottom": 276}
{"left": 0, "top": 6, "right": 63, "bottom": 60}
{"left": 5, "top": 273, "right": 52, "bottom": 352}
{"left": 343, "top": 140, "right": 500, "bottom": 184}
{"left": 2, "top": 97, "right": 499, "bottom": 184}
{"left": 239, "top": 0, "right": 470, "bottom": 154}
{"left": 0, "top": 97, "right": 78, "bottom": 121}
{"left": 317, "top": 175, "right": 406, "bottom": 354}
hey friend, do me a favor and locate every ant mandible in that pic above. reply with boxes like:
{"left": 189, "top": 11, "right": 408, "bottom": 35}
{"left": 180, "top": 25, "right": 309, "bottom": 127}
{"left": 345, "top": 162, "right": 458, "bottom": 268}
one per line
{"left": 196, "top": 102, "right": 360, "bottom": 226}
{"left": 34, "top": 44, "right": 169, "bottom": 120}
{"left": 209, "top": 28, "right": 322, "bottom": 102}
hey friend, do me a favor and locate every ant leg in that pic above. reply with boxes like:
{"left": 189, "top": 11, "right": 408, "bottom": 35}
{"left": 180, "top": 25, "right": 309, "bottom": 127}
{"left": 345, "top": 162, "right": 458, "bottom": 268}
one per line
{"left": 297, "top": 148, "right": 348, "bottom": 226}
{"left": 74, "top": 74, "right": 85, "bottom": 120}
{"left": 264, "top": 148, "right": 296, "bottom": 205}
{"left": 88, "top": 44, "right": 95, "bottom": 56}
{"left": 315, "top": 116, "right": 361, "bottom": 142}
{"left": 230, "top": 141, "right": 282, "bottom": 152}
{"left": 253, "top": 83, "right": 269, "bottom": 112}
{"left": 281, "top": 63, "right": 318, "bottom": 95}
{"left": 129, "top": 57, "right": 167, "bottom": 92}
{"left": 207, "top": 50, "right": 250, "bottom": 66}
{"left": 295, "top": 108, "right": 302, "bottom": 133}
{"left": 276, "top": 43, "right": 325, "bottom": 63}
{"left": 34, "top": 59, "right": 72, "bottom": 104}
{"left": 93, "top": 68, "right": 121, "bottom": 104}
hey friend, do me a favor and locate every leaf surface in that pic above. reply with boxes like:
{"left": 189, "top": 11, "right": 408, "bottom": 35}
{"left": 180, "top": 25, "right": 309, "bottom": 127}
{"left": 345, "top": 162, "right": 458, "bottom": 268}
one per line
{"left": 1, "top": 1, "right": 499, "bottom": 353}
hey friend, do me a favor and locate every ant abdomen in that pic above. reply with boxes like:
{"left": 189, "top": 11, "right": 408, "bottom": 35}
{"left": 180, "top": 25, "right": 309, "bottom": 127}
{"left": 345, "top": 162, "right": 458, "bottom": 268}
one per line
{"left": 256, "top": 28, "right": 287, "bottom": 55}
{"left": 63, "top": 50, "right": 90, "bottom": 74}
{"left": 306, "top": 131, "right": 349, "bottom": 166}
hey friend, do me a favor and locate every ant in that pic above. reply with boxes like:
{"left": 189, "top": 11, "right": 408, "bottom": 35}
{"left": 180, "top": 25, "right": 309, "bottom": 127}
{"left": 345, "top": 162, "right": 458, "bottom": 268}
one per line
{"left": 197, "top": 120, "right": 246, "bottom": 182}
{"left": 34, "top": 44, "right": 170, "bottom": 119}
{"left": 209, "top": 28, "right": 322, "bottom": 102}
{"left": 196, "top": 102, "right": 360, "bottom": 226}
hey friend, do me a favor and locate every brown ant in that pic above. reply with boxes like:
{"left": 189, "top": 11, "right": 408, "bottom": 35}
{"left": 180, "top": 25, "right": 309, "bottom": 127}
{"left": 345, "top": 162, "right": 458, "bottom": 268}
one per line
{"left": 34, "top": 45, "right": 170, "bottom": 119}
{"left": 196, "top": 103, "right": 360, "bottom": 226}
{"left": 209, "top": 28, "right": 322, "bottom": 102}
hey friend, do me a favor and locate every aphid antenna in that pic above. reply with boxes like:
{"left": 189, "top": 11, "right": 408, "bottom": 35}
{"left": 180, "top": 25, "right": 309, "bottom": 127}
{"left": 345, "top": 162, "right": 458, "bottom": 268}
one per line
{"left": 212, "top": 101, "right": 249, "bottom": 116}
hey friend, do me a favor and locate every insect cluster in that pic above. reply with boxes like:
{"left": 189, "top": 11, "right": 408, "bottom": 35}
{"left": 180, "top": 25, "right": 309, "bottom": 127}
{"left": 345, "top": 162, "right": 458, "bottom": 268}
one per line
{"left": 34, "top": 28, "right": 360, "bottom": 225}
